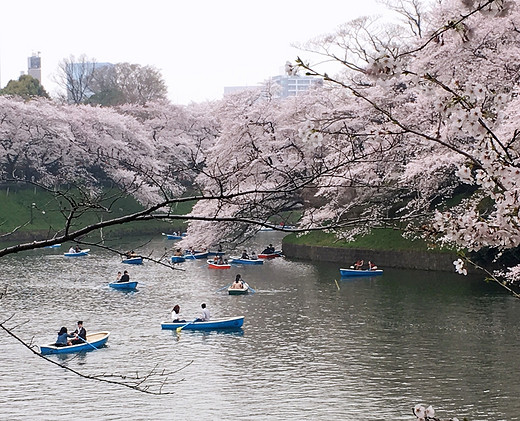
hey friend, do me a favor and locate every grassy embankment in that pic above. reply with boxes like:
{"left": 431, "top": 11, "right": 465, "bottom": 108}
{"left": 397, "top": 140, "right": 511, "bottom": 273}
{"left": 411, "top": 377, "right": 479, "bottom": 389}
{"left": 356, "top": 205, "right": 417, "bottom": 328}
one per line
{"left": 0, "top": 185, "right": 194, "bottom": 241}
{"left": 283, "top": 228, "right": 452, "bottom": 253}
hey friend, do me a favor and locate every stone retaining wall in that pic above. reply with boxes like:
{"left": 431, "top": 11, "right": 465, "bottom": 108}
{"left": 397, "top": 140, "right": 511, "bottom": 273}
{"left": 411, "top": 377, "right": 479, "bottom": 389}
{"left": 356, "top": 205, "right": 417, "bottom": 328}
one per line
{"left": 282, "top": 242, "right": 462, "bottom": 272}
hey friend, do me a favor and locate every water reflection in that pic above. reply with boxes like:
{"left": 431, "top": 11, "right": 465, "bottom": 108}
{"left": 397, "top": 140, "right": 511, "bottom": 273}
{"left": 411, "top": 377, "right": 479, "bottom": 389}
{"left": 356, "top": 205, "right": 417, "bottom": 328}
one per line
{"left": 0, "top": 233, "right": 519, "bottom": 420}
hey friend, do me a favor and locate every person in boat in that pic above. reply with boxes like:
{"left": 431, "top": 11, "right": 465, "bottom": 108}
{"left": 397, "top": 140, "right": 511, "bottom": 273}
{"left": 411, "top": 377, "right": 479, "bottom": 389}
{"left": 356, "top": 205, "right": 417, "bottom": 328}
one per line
{"left": 241, "top": 250, "right": 250, "bottom": 259}
{"left": 368, "top": 261, "right": 378, "bottom": 271}
{"left": 354, "top": 259, "right": 364, "bottom": 270}
{"left": 55, "top": 326, "right": 74, "bottom": 347}
{"left": 231, "top": 274, "right": 245, "bottom": 289}
{"left": 250, "top": 251, "right": 258, "bottom": 260}
{"left": 116, "top": 271, "right": 122, "bottom": 282}
{"left": 68, "top": 246, "right": 76, "bottom": 253}
{"left": 125, "top": 250, "right": 137, "bottom": 258}
{"left": 195, "top": 303, "right": 211, "bottom": 322}
{"left": 74, "top": 245, "right": 81, "bottom": 252}
{"left": 118, "top": 270, "right": 130, "bottom": 283}
{"left": 262, "top": 244, "right": 275, "bottom": 254}
{"left": 70, "top": 321, "right": 87, "bottom": 345}
{"left": 173, "top": 248, "right": 183, "bottom": 256}
{"left": 171, "top": 304, "right": 186, "bottom": 323}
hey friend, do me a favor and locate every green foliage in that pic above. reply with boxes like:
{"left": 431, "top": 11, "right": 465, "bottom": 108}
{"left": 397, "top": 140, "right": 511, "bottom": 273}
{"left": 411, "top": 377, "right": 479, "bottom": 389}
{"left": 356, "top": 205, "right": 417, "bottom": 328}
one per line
{"left": 0, "top": 185, "right": 194, "bottom": 239}
{"left": 0, "top": 75, "right": 49, "bottom": 99}
{"left": 86, "top": 88, "right": 126, "bottom": 106}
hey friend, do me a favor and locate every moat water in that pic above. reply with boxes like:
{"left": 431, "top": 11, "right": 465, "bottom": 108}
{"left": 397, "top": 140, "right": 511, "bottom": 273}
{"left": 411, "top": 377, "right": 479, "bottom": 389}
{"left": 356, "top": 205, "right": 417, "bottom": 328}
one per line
{"left": 0, "top": 232, "right": 519, "bottom": 420}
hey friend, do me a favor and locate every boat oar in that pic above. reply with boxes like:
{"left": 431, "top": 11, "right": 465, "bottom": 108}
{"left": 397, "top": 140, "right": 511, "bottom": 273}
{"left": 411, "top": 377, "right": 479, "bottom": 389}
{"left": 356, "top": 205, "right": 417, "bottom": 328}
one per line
{"left": 215, "top": 283, "right": 233, "bottom": 292}
{"left": 77, "top": 336, "right": 98, "bottom": 351}
{"left": 247, "top": 284, "right": 256, "bottom": 293}
{"left": 176, "top": 318, "right": 198, "bottom": 333}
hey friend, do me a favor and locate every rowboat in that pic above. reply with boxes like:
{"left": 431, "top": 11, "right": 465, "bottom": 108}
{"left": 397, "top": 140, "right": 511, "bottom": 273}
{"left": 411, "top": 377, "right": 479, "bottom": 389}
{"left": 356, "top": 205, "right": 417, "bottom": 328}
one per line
{"left": 39, "top": 331, "right": 110, "bottom": 355}
{"left": 339, "top": 268, "right": 384, "bottom": 277}
{"left": 161, "top": 316, "right": 244, "bottom": 331}
{"left": 228, "top": 283, "right": 249, "bottom": 295}
{"left": 162, "top": 233, "right": 183, "bottom": 240}
{"left": 64, "top": 249, "right": 90, "bottom": 257}
{"left": 122, "top": 256, "right": 143, "bottom": 265}
{"left": 230, "top": 257, "right": 264, "bottom": 265}
{"left": 171, "top": 255, "right": 186, "bottom": 263}
{"left": 207, "top": 251, "right": 226, "bottom": 257}
{"left": 109, "top": 281, "right": 138, "bottom": 290}
{"left": 258, "top": 250, "right": 283, "bottom": 259}
{"left": 207, "top": 259, "right": 231, "bottom": 269}
{"left": 184, "top": 251, "right": 209, "bottom": 260}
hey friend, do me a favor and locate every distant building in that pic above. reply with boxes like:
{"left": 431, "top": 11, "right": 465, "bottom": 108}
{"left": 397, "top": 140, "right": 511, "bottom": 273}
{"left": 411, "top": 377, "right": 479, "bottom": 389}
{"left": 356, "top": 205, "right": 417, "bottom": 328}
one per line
{"left": 27, "top": 52, "right": 41, "bottom": 82}
{"left": 270, "top": 74, "right": 323, "bottom": 98}
{"left": 224, "top": 74, "right": 322, "bottom": 100}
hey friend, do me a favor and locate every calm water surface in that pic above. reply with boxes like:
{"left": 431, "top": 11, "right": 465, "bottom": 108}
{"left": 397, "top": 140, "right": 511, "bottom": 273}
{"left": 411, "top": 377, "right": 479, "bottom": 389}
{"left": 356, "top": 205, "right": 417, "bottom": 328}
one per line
{"left": 0, "top": 233, "right": 519, "bottom": 420}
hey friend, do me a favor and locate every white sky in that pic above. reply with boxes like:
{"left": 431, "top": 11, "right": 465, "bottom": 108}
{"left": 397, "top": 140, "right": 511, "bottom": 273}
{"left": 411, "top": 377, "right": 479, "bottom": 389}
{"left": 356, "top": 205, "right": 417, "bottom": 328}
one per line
{"left": 0, "top": 0, "right": 385, "bottom": 105}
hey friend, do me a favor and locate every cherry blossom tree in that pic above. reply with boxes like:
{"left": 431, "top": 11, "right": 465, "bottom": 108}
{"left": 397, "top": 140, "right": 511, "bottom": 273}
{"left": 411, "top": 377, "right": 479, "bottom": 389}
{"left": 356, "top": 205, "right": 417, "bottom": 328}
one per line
{"left": 279, "top": 0, "right": 520, "bottom": 289}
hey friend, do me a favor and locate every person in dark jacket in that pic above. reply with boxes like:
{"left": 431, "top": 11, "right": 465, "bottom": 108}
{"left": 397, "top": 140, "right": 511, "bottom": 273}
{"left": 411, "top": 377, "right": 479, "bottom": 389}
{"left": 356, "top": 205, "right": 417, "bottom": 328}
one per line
{"left": 118, "top": 270, "right": 130, "bottom": 283}
{"left": 71, "top": 321, "right": 87, "bottom": 345}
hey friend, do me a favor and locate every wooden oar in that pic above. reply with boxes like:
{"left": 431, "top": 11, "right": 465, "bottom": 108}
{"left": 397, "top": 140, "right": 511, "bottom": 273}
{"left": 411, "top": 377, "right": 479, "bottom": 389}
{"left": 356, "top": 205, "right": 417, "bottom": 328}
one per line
{"left": 176, "top": 318, "right": 198, "bottom": 333}
{"left": 246, "top": 284, "right": 256, "bottom": 293}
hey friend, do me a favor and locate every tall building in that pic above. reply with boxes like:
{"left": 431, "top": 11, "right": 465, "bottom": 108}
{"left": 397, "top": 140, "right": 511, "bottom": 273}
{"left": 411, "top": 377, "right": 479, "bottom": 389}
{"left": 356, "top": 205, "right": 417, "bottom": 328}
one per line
{"left": 27, "top": 52, "right": 41, "bottom": 82}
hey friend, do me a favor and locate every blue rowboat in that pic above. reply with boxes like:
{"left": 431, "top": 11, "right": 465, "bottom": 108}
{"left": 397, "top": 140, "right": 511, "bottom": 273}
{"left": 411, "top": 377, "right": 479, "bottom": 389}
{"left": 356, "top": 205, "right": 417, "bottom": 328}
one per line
{"left": 39, "top": 331, "right": 110, "bottom": 355}
{"left": 122, "top": 256, "right": 143, "bottom": 265}
{"left": 171, "top": 255, "right": 186, "bottom": 263}
{"left": 207, "top": 251, "right": 226, "bottom": 257}
{"left": 339, "top": 268, "right": 383, "bottom": 277}
{"left": 64, "top": 249, "right": 90, "bottom": 257}
{"left": 184, "top": 252, "right": 209, "bottom": 260}
{"left": 161, "top": 316, "right": 244, "bottom": 331}
{"left": 230, "top": 257, "right": 264, "bottom": 265}
{"left": 109, "top": 281, "right": 138, "bottom": 290}
{"left": 163, "top": 233, "right": 183, "bottom": 240}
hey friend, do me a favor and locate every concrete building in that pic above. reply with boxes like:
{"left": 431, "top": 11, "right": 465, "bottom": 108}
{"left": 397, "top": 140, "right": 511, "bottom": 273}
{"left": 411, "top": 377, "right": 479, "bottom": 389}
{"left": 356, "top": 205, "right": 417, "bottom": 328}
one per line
{"left": 224, "top": 73, "right": 322, "bottom": 100}
{"left": 27, "top": 52, "right": 41, "bottom": 82}
{"left": 270, "top": 74, "right": 323, "bottom": 98}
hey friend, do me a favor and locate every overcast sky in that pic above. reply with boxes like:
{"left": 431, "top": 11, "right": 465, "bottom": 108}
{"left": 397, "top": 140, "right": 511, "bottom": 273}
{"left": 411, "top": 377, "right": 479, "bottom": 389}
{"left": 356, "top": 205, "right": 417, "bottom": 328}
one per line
{"left": 0, "top": 0, "right": 385, "bottom": 104}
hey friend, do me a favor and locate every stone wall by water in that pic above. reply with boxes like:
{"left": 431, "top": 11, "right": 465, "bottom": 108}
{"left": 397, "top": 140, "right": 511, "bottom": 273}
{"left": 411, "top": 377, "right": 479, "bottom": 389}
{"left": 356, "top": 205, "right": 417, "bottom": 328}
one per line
{"left": 282, "top": 242, "right": 461, "bottom": 272}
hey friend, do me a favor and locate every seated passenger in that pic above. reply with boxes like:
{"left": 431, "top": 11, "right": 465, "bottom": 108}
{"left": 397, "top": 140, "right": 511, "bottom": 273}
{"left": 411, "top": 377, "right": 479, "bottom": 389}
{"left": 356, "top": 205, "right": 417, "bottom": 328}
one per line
{"left": 241, "top": 250, "right": 249, "bottom": 259}
{"left": 171, "top": 304, "right": 186, "bottom": 323}
{"left": 354, "top": 260, "right": 364, "bottom": 270}
{"left": 55, "top": 326, "right": 73, "bottom": 347}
